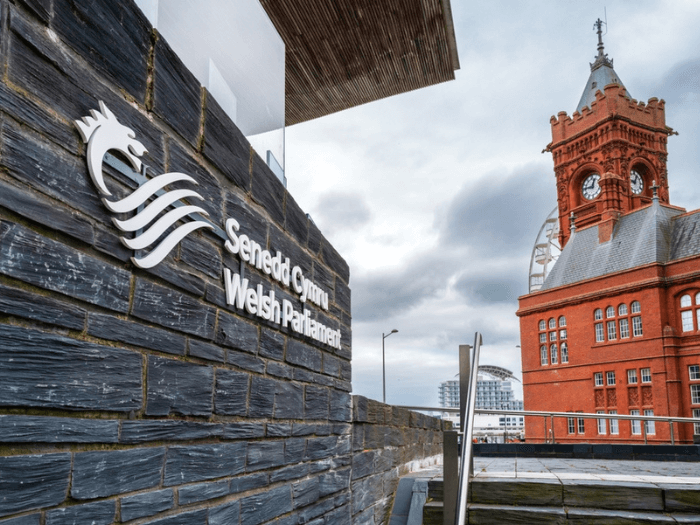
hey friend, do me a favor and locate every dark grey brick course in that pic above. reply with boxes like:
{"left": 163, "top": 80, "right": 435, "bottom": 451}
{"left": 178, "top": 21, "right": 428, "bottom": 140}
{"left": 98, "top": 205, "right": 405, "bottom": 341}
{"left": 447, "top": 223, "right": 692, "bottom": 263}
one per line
{"left": 188, "top": 339, "right": 225, "bottom": 362}
{"left": 164, "top": 444, "right": 246, "bottom": 485}
{"left": 0, "top": 324, "right": 142, "bottom": 411}
{"left": 45, "top": 500, "right": 115, "bottom": 525}
{"left": 88, "top": 313, "right": 186, "bottom": 355}
{"left": 0, "top": 415, "right": 118, "bottom": 443}
{"left": 120, "top": 420, "right": 222, "bottom": 444}
{"left": 71, "top": 447, "right": 165, "bottom": 499}
{"left": 0, "top": 283, "right": 86, "bottom": 331}
{"left": 0, "top": 453, "right": 70, "bottom": 517}
{"left": 120, "top": 489, "right": 174, "bottom": 522}
{"left": 229, "top": 472, "right": 269, "bottom": 495}
{"left": 146, "top": 355, "right": 213, "bottom": 416}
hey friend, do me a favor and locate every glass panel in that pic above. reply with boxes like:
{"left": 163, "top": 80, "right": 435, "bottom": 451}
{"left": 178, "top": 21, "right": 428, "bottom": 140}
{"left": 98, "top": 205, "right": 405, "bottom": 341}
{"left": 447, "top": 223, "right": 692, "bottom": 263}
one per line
{"left": 549, "top": 318, "right": 556, "bottom": 329}
{"left": 607, "top": 321, "right": 617, "bottom": 340}
{"left": 595, "top": 323, "right": 604, "bottom": 342}
{"left": 577, "top": 418, "right": 585, "bottom": 434}
{"left": 597, "top": 411, "right": 606, "bottom": 434}
{"left": 609, "top": 410, "right": 618, "bottom": 434}
{"left": 644, "top": 410, "right": 655, "bottom": 434}
{"left": 641, "top": 368, "right": 651, "bottom": 383}
{"left": 550, "top": 331, "right": 557, "bottom": 341}
{"left": 540, "top": 345, "right": 548, "bottom": 366}
{"left": 631, "top": 301, "right": 641, "bottom": 313}
{"left": 618, "top": 304, "right": 628, "bottom": 316}
{"left": 550, "top": 344, "right": 558, "bottom": 365}
{"left": 606, "top": 371, "right": 615, "bottom": 385}
{"left": 539, "top": 320, "right": 546, "bottom": 331}
{"left": 627, "top": 369, "right": 637, "bottom": 384}
{"left": 632, "top": 316, "right": 643, "bottom": 336}
{"left": 594, "top": 373, "right": 603, "bottom": 386}
{"left": 619, "top": 318, "right": 629, "bottom": 338}
{"left": 682, "top": 310, "right": 694, "bottom": 332}
{"left": 692, "top": 385, "right": 700, "bottom": 404}
{"left": 630, "top": 410, "right": 640, "bottom": 434}
{"left": 694, "top": 409, "right": 700, "bottom": 435}
{"left": 559, "top": 316, "right": 566, "bottom": 327}
{"left": 681, "top": 294, "right": 692, "bottom": 308}
{"left": 690, "top": 365, "right": 700, "bottom": 381}
{"left": 560, "top": 343, "right": 568, "bottom": 363}
{"left": 606, "top": 306, "right": 615, "bottom": 318}
{"left": 594, "top": 309, "right": 603, "bottom": 320}
{"left": 568, "top": 417, "right": 575, "bottom": 434}
{"left": 540, "top": 333, "right": 547, "bottom": 343}
{"left": 560, "top": 329, "right": 567, "bottom": 340}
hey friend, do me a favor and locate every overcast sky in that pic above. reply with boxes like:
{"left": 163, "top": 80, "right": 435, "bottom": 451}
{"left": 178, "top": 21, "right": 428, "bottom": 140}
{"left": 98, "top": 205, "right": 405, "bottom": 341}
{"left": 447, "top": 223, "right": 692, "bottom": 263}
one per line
{"left": 284, "top": 1, "right": 700, "bottom": 408}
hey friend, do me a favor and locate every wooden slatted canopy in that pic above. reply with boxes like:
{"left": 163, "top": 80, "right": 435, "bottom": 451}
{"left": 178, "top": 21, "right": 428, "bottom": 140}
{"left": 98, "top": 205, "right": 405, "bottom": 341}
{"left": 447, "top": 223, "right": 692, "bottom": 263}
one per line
{"left": 260, "top": 0, "right": 460, "bottom": 126}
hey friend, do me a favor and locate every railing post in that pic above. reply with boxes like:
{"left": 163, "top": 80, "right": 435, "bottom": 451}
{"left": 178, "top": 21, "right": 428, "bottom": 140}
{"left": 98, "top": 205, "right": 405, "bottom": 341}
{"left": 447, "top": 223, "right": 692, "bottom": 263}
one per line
{"left": 543, "top": 416, "right": 548, "bottom": 443}
{"left": 642, "top": 418, "right": 648, "bottom": 444}
{"left": 550, "top": 414, "right": 556, "bottom": 444}
{"left": 443, "top": 430, "right": 459, "bottom": 525}
{"left": 670, "top": 421, "right": 675, "bottom": 445}
{"left": 459, "top": 345, "right": 471, "bottom": 433}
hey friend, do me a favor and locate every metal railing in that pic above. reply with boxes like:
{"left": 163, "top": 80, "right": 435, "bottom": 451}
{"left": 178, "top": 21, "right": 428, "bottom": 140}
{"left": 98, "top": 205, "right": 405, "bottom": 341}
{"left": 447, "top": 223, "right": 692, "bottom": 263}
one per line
{"left": 395, "top": 332, "right": 700, "bottom": 525}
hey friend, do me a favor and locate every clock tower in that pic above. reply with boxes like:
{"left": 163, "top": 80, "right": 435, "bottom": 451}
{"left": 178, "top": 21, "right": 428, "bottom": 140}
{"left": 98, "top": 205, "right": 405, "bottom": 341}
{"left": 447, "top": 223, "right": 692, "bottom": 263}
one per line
{"left": 545, "top": 19, "right": 674, "bottom": 246}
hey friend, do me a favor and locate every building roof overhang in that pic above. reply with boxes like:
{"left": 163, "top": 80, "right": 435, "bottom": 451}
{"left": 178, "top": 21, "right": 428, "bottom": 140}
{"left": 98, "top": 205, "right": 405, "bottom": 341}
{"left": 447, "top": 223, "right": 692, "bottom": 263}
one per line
{"left": 260, "top": 0, "right": 460, "bottom": 126}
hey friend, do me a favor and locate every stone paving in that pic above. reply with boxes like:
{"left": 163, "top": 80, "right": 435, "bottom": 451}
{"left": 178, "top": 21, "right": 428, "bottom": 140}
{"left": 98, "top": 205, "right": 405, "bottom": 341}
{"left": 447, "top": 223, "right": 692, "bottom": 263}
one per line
{"left": 472, "top": 457, "right": 700, "bottom": 484}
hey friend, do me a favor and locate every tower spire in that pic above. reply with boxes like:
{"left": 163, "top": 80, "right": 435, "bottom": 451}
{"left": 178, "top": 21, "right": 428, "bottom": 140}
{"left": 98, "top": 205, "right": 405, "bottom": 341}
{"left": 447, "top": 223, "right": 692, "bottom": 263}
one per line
{"left": 590, "top": 18, "right": 613, "bottom": 71}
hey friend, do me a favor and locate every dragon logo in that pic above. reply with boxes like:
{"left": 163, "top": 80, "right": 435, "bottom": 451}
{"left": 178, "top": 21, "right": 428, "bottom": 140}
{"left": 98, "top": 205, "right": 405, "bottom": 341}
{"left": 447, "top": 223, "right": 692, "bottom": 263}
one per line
{"left": 76, "top": 102, "right": 213, "bottom": 269}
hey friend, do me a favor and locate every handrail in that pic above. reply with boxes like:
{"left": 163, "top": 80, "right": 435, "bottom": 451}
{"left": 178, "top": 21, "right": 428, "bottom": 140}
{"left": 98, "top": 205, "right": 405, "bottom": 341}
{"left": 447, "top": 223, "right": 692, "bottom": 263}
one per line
{"left": 454, "top": 332, "right": 482, "bottom": 525}
{"left": 395, "top": 405, "right": 700, "bottom": 446}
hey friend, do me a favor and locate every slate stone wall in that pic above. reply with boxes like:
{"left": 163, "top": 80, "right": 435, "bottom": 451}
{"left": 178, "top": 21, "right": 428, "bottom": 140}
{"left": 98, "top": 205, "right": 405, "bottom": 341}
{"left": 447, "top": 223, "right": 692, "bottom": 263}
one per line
{"left": 0, "top": 1, "right": 446, "bottom": 524}
{"left": 351, "top": 397, "right": 445, "bottom": 525}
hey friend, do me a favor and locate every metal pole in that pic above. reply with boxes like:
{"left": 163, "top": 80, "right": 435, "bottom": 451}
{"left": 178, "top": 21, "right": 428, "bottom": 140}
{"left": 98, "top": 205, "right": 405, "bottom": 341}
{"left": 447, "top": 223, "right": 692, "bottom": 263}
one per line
{"left": 455, "top": 333, "right": 482, "bottom": 525}
{"left": 382, "top": 334, "right": 386, "bottom": 404}
{"left": 642, "top": 418, "right": 647, "bottom": 444}
{"left": 543, "top": 416, "right": 548, "bottom": 443}
{"left": 443, "top": 430, "right": 459, "bottom": 525}
{"left": 459, "top": 345, "right": 471, "bottom": 432}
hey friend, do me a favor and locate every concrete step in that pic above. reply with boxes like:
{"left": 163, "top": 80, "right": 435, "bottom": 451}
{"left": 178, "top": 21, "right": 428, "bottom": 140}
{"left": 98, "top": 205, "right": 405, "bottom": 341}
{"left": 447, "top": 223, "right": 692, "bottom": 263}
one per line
{"left": 424, "top": 477, "right": 700, "bottom": 524}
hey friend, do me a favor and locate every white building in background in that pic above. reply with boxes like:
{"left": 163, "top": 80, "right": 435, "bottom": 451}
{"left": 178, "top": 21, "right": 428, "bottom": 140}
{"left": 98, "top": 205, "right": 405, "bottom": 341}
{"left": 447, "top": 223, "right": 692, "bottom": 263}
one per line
{"left": 439, "top": 366, "right": 524, "bottom": 441}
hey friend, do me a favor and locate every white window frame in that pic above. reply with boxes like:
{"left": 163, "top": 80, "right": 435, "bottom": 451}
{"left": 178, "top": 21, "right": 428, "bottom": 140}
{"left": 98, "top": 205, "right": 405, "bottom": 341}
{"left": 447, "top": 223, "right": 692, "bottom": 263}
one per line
{"left": 619, "top": 318, "right": 629, "bottom": 339}
{"left": 644, "top": 409, "right": 655, "bottom": 435}
{"left": 595, "top": 323, "right": 604, "bottom": 342}
{"left": 627, "top": 369, "right": 637, "bottom": 384}
{"left": 539, "top": 319, "right": 546, "bottom": 331}
{"left": 606, "top": 371, "right": 615, "bottom": 386}
{"left": 692, "top": 384, "right": 700, "bottom": 405}
{"left": 568, "top": 417, "right": 575, "bottom": 434}
{"left": 631, "top": 301, "right": 641, "bottom": 314}
{"left": 606, "top": 306, "right": 615, "bottom": 318}
{"left": 560, "top": 342, "right": 568, "bottom": 363}
{"left": 630, "top": 410, "right": 641, "bottom": 434}
{"left": 641, "top": 368, "right": 651, "bottom": 383}
{"left": 594, "top": 308, "right": 603, "bottom": 321}
{"left": 540, "top": 333, "right": 547, "bottom": 343}
{"left": 693, "top": 408, "right": 700, "bottom": 435}
{"left": 559, "top": 316, "right": 566, "bottom": 327}
{"left": 550, "top": 344, "right": 558, "bottom": 365}
{"left": 540, "top": 345, "right": 548, "bottom": 366}
{"left": 550, "top": 331, "right": 557, "bottom": 341}
{"left": 607, "top": 320, "right": 617, "bottom": 340}
{"left": 577, "top": 417, "right": 585, "bottom": 434}
{"left": 609, "top": 410, "right": 619, "bottom": 434}
{"left": 682, "top": 310, "right": 694, "bottom": 332}
{"left": 594, "top": 372, "right": 603, "bottom": 387}
{"left": 559, "top": 329, "right": 567, "bottom": 340}
{"left": 681, "top": 294, "right": 692, "bottom": 308}
{"left": 596, "top": 411, "right": 606, "bottom": 434}
{"left": 549, "top": 318, "right": 556, "bottom": 329}
{"left": 618, "top": 304, "right": 628, "bottom": 316}
{"left": 632, "top": 316, "right": 643, "bottom": 337}
{"left": 690, "top": 365, "right": 700, "bottom": 381}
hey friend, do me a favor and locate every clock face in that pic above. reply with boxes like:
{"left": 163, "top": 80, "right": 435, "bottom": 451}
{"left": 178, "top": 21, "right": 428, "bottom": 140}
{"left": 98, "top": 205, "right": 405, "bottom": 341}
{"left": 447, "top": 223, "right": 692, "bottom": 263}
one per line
{"left": 582, "top": 173, "right": 601, "bottom": 200}
{"left": 630, "top": 170, "right": 644, "bottom": 195}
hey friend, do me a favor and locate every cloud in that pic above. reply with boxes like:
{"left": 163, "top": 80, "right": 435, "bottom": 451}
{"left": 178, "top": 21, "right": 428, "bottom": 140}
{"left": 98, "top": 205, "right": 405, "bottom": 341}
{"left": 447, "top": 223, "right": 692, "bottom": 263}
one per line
{"left": 454, "top": 270, "right": 526, "bottom": 306}
{"left": 312, "top": 192, "right": 371, "bottom": 234}
{"left": 438, "top": 162, "right": 556, "bottom": 255}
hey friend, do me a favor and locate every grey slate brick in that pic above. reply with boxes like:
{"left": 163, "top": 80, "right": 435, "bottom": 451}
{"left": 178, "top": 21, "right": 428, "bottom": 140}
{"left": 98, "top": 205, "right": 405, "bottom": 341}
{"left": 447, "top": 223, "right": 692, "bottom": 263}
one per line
{"left": 0, "top": 415, "right": 118, "bottom": 443}
{"left": 177, "top": 479, "right": 229, "bottom": 505}
{"left": 0, "top": 453, "right": 71, "bottom": 517}
{"left": 247, "top": 441, "right": 285, "bottom": 472}
{"left": 0, "top": 324, "right": 142, "bottom": 411}
{"left": 146, "top": 355, "right": 213, "bottom": 416}
{"left": 88, "top": 313, "right": 186, "bottom": 355}
{"left": 71, "top": 447, "right": 165, "bottom": 499}
{"left": 215, "top": 369, "right": 249, "bottom": 416}
{"left": 120, "top": 420, "right": 222, "bottom": 444}
{"left": 45, "top": 500, "right": 115, "bottom": 525}
{"left": 240, "top": 485, "right": 292, "bottom": 525}
{"left": 164, "top": 443, "right": 246, "bottom": 485}
{"left": 120, "top": 489, "right": 174, "bottom": 522}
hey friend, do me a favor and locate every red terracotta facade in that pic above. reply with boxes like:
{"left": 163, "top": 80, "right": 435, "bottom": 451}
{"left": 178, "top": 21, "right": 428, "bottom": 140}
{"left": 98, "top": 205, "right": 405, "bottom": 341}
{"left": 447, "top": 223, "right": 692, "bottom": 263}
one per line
{"left": 518, "top": 54, "right": 700, "bottom": 444}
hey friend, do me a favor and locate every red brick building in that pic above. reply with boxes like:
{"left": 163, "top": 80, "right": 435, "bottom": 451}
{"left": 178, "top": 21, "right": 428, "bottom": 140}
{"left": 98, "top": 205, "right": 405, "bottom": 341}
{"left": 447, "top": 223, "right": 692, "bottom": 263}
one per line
{"left": 517, "top": 24, "right": 700, "bottom": 444}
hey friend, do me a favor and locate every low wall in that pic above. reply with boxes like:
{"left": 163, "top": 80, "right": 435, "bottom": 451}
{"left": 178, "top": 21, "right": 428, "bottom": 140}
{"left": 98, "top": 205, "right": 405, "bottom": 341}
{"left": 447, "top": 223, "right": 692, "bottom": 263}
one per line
{"left": 351, "top": 397, "right": 447, "bottom": 525}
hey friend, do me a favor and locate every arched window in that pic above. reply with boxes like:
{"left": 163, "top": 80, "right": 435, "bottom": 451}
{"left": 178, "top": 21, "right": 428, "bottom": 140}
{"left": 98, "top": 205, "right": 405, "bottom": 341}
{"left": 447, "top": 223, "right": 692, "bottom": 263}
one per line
{"left": 539, "top": 319, "right": 546, "bottom": 331}
{"left": 540, "top": 345, "right": 548, "bottom": 366}
{"left": 550, "top": 344, "right": 558, "bottom": 364}
{"left": 681, "top": 294, "right": 692, "bottom": 308}
{"left": 618, "top": 304, "right": 628, "bottom": 316}
{"left": 606, "top": 306, "right": 615, "bottom": 318}
{"left": 561, "top": 342, "right": 568, "bottom": 363}
{"left": 559, "top": 316, "right": 566, "bottom": 327}
{"left": 631, "top": 301, "right": 641, "bottom": 314}
{"left": 548, "top": 318, "right": 556, "bottom": 329}
{"left": 680, "top": 292, "right": 700, "bottom": 332}
{"left": 594, "top": 309, "right": 603, "bottom": 320}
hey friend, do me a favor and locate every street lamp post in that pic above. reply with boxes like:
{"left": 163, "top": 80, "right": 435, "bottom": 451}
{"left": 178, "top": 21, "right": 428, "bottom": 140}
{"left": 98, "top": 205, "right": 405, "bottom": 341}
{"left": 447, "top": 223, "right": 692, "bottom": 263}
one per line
{"left": 382, "top": 329, "right": 398, "bottom": 404}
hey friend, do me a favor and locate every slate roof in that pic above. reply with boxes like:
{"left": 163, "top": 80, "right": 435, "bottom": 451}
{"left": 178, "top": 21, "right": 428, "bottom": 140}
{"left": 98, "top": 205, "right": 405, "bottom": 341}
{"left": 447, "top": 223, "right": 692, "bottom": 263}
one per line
{"left": 541, "top": 200, "right": 697, "bottom": 290}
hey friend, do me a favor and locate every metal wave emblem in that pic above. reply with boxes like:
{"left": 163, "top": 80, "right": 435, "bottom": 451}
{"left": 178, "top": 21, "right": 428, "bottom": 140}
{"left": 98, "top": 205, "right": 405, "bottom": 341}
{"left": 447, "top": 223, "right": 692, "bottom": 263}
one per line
{"left": 76, "top": 102, "right": 213, "bottom": 269}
